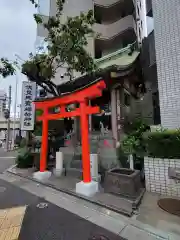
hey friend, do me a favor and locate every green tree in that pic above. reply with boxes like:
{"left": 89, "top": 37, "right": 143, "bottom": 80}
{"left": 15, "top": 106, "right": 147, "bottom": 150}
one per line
{"left": 1, "top": 0, "right": 96, "bottom": 97}
{"left": 22, "top": 0, "right": 96, "bottom": 96}
{"left": 0, "top": 58, "right": 15, "bottom": 78}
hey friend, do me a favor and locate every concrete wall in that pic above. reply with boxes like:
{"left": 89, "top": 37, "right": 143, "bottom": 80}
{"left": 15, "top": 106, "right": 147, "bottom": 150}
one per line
{"left": 144, "top": 157, "right": 180, "bottom": 197}
{"left": 152, "top": 0, "right": 180, "bottom": 129}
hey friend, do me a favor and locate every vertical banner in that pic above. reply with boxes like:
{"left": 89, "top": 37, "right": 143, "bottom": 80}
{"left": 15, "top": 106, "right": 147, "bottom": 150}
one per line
{"left": 20, "top": 81, "right": 36, "bottom": 131}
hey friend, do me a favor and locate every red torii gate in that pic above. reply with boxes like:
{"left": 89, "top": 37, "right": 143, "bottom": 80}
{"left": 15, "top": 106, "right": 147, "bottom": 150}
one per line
{"left": 33, "top": 80, "right": 106, "bottom": 184}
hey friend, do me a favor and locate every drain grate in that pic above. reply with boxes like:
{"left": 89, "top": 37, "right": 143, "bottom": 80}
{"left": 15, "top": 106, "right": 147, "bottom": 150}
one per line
{"left": 0, "top": 187, "right": 6, "bottom": 193}
{"left": 36, "top": 202, "right": 48, "bottom": 209}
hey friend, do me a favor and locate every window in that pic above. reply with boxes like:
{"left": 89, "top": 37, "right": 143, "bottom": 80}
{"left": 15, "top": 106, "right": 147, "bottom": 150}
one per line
{"left": 38, "top": 0, "right": 50, "bottom": 16}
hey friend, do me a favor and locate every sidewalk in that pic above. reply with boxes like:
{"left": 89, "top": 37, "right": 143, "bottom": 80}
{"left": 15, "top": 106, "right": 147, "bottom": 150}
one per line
{"left": 0, "top": 171, "right": 179, "bottom": 240}
{"left": 0, "top": 206, "right": 26, "bottom": 240}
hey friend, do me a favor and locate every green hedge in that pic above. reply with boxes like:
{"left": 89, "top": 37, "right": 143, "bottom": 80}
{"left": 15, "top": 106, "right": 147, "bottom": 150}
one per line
{"left": 16, "top": 148, "right": 34, "bottom": 168}
{"left": 143, "top": 130, "right": 180, "bottom": 159}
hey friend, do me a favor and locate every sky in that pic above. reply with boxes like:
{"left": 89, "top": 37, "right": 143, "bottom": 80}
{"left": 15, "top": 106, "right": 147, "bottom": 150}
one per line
{"left": 0, "top": 0, "right": 36, "bottom": 116}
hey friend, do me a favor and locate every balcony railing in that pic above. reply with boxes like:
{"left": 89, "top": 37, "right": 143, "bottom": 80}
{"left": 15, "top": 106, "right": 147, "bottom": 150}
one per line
{"left": 94, "top": 0, "right": 135, "bottom": 7}
{"left": 94, "top": 15, "right": 135, "bottom": 40}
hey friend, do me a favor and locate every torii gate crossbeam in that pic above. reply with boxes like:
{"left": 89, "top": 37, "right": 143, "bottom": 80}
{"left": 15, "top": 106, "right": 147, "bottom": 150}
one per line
{"left": 33, "top": 80, "right": 106, "bottom": 184}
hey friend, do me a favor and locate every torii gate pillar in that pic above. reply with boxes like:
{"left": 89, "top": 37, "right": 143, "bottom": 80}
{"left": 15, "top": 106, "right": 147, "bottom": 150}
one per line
{"left": 76, "top": 101, "right": 98, "bottom": 196}
{"left": 33, "top": 80, "right": 106, "bottom": 197}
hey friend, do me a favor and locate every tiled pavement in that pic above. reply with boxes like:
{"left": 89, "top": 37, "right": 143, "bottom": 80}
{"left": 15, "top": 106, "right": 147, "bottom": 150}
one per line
{"left": 0, "top": 206, "right": 26, "bottom": 240}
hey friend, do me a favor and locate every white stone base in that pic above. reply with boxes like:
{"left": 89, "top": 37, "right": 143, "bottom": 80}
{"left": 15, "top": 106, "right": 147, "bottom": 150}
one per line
{"left": 75, "top": 181, "right": 99, "bottom": 197}
{"left": 53, "top": 168, "right": 64, "bottom": 177}
{"left": 33, "top": 171, "right": 52, "bottom": 182}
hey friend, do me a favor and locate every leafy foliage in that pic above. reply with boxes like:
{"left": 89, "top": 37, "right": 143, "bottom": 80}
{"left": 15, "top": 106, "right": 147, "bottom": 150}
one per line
{"left": 16, "top": 147, "right": 34, "bottom": 169}
{"left": 0, "top": 58, "right": 15, "bottom": 78}
{"left": 121, "top": 119, "right": 150, "bottom": 156}
{"left": 22, "top": 0, "right": 96, "bottom": 96}
{"left": 143, "top": 129, "right": 180, "bottom": 159}
{"left": 29, "top": 0, "right": 38, "bottom": 8}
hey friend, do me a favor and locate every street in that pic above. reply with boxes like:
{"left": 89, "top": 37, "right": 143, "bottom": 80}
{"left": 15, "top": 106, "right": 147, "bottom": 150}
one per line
{"left": 0, "top": 150, "right": 125, "bottom": 240}
{"left": 0, "top": 148, "right": 17, "bottom": 173}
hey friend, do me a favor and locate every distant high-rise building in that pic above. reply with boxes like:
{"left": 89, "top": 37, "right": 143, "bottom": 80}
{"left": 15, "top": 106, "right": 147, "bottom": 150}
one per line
{"left": 0, "top": 90, "right": 7, "bottom": 117}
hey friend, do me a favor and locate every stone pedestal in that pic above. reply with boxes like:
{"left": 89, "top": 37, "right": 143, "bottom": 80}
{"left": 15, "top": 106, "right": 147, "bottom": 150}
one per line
{"left": 90, "top": 154, "right": 99, "bottom": 182}
{"left": 53, "top": 151, "right": 64, "bottom": 177}
{"left": 129, "top": 155, "right": 134, "bottom": 170}
{"left": 33, "top": 171, "right": 51, "bottom": 182}
{"left": 75, "top": 181, "right": 99, "bottom": 197}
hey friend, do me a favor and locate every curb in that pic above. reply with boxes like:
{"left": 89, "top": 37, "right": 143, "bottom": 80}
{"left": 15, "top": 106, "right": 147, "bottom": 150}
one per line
{"left": 7, "top": 165, "right": 132, "bottom": 217}
{"left": 6, "top": 166, "right": 179, "bottom": 240}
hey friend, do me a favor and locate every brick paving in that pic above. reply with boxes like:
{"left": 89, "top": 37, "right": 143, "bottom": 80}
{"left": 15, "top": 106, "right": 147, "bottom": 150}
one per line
{"left": 0, "top": 206, "right": 26, "bottom": 240}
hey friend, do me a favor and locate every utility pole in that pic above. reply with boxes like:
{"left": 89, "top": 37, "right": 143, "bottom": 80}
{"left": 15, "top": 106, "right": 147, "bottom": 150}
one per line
{"left": 5, "top": 85, "right": 12, "bottom": 151}
{"left": 12, "top": 74, "right": 18, "bottom": 149}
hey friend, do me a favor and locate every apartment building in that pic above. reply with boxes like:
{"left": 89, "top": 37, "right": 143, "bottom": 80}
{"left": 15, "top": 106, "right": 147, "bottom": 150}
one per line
{"left": 36, "top": 0, "right": 147, "bottom": 81}
{"left": 141, "top": 0, "right": 180, "bottom": 129}
{"left": 0, "top": 90, "right": 7, "bottom": 118}
{"left": 151, "top": 0, "right": 180, "bottom": 129}
{"left": 36, "top": 0, "right": 149, "bottom": 140}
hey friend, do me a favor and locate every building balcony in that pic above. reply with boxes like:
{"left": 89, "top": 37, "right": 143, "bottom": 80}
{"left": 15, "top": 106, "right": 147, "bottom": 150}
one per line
{"left": 94, "top": 0, "right": 134, "bottom": 8}
{"left": 95, "top": 42, "right": 139, "bottom": 70}
{"left": 94, "top": 15, "right": 135, "bottom": 40}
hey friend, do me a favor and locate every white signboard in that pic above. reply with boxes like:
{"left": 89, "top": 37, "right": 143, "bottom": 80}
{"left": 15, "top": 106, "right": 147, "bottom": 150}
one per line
{"left": 20, "top": 81, "right": 36, "bottom": 131}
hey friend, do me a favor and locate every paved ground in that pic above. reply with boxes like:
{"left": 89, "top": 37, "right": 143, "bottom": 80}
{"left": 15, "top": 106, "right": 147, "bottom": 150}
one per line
{"left": 0, "top": 150, "right": 179, "bottom": 240}
{"left": 0, "top": 206, "right": 26, "bottom": 239}
{"left": 135, "top": 192, "right": 180, "bottom": 236}
{"left": 0, "top": 148, "right": 16, "bottom": 173}
{"left": 0, "top": 179, "right": 124, "bottom": 240}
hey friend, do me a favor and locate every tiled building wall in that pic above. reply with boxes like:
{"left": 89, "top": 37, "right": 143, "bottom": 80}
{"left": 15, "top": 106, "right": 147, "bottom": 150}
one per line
{"left": 152, "top": 0, "right": 180, "bottom": 129}
{"left": 144, "top": 157, "right": 180, "bottom": 197}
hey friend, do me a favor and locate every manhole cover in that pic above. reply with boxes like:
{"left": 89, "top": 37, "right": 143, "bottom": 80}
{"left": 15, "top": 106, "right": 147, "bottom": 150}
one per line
{"left": 36, "top": 202, "right": 48, "bottom": 209}
{"left": 0, "top": 187, "right": 6, "bottom": 193}
{"left": 158, "top": 198, "right": 180, "bottom": 216}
